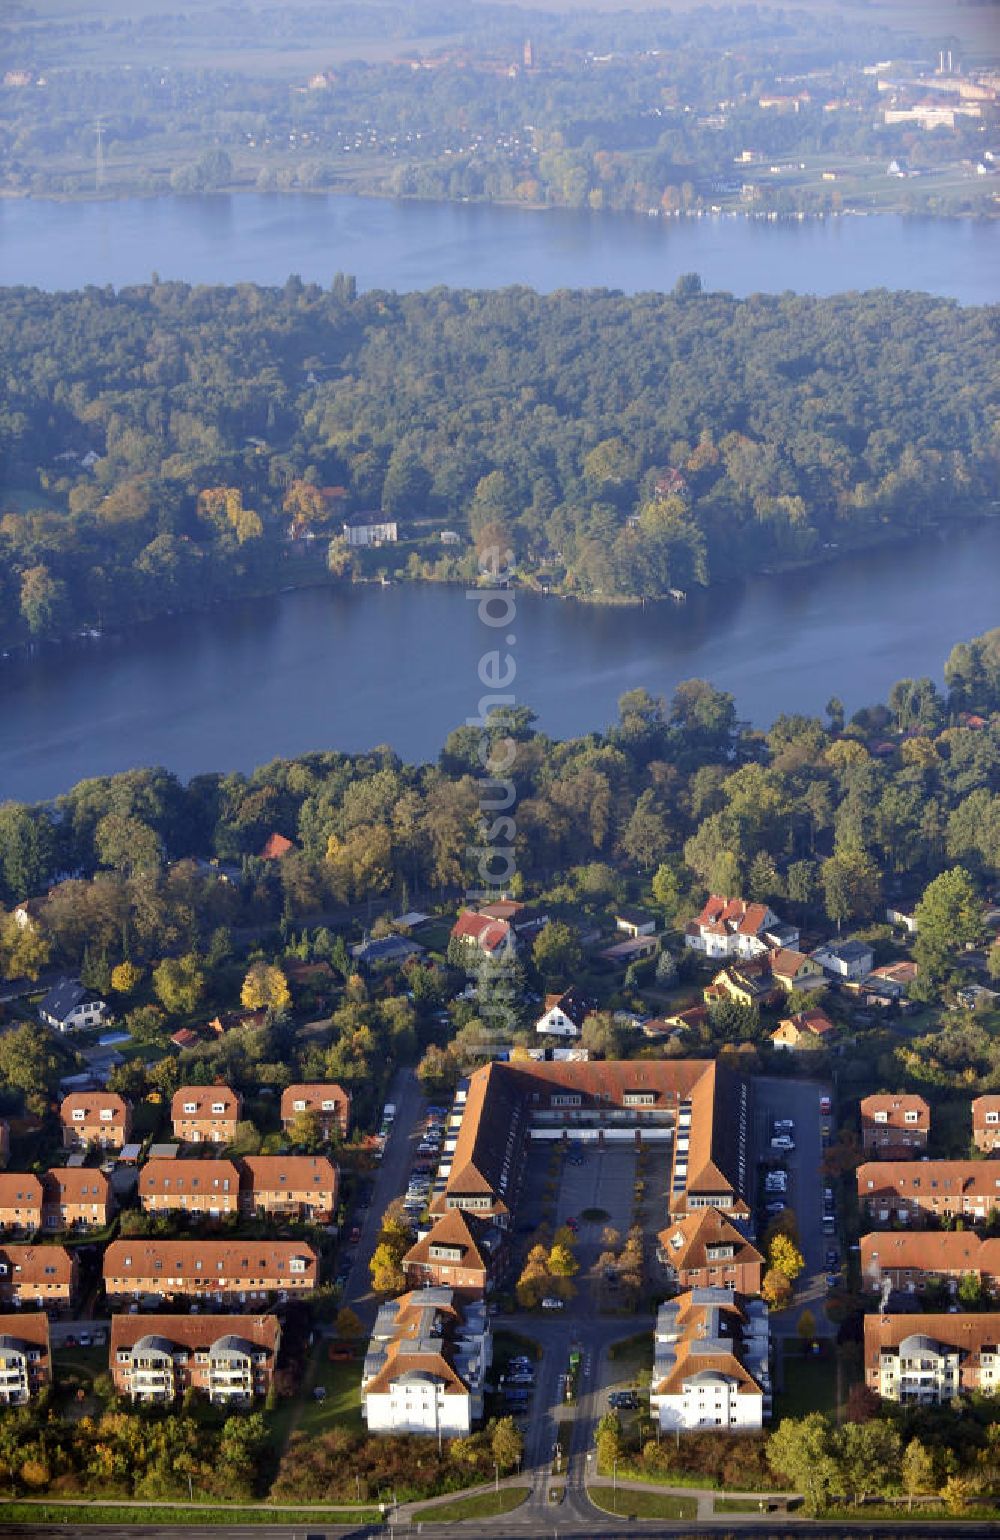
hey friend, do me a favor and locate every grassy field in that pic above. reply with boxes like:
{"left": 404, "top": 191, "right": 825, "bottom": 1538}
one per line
{"left": 411, "top": 1486, "right": 530, "bottom": 1522}
{"left": 588, "top": 1487, "right": 698, "bottom": 1520}
{"left": 715, "top": 1495, "right": 790, "bottom": 1514}
{"left": 776, "top": 1348, "right": 838, "bottom": 1420}
{"left": 291, "top": 1351, "right": 364, "bottom": 1439}
{"left": 0, "top": 1502, "right": 380, "bottom": 1526}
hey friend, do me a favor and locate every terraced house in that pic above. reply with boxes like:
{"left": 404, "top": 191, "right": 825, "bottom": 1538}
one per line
{"left": 402, "top": 1209, "right": 505, "bottom": 1298}
{"left": 110, "top": 1314, "right": 280, "bottom": 1405}
{"left": 0, "top": 1313, "right": 51, "bottom": 1404}
{"left": 238, "top": 1155, "right": 338, "bottom": 1222}
{"left": 860, "top": 1094, "right": 930, "bottom": 1157}
{"left": 171, "top": 1085, "right": 242, "bottom": 1144}
{"left": 973, "top": 1095, "right": 1000, "bottom": 1153}
{"left": 60, "top": 1091, "right": 132, "bottom": 1150}
{"left": 860, "top": 1231, "right": 1000, "bottom": 1295}
{"left": 0, "top": 1245, "right": 78, "bottom": 1309}
{"left": 865, "top": 1313, "right": 1000, "bottom": 1404}
{"left": 857, "top": 1161, "right": 1000, "bottom": 1224}
{"left": 41, "top": 1168, "right": 113, "bottom": 1230}
{"left": 657, "top": 1208, "right": 764, "bottom": 1296}
{"left": 139, "top": 1160, "right": 240, "bottom": 1219}
{"left": 0, "top": 1175, "right": 43, "bottom": 1234}
{"left": 280, "top": 1082, "right": 351, "bottom": 1141}
{"left": 103, "top": 1239, "right": 318, "bottom": 1306}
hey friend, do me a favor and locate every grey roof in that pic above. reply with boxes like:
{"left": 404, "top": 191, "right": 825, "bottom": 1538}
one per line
{"left": 898, "top": 1334, "right": 945, "bottom": 1356}
{"left": 210, "top": 1335, "right": 255, "bottom": 1358}
{"left": 132, "top": 1335, "right": 176, "bottom": 1356}
{"left": 824, "top": 940, "right": 872, "bottom": 962}
{"left": 351, "top": 936, "right": 424, "bottom": 965}
{"left": 0, "top": 1334, "right": 30, "bottom": 1353}
{"left": 39, "top": 978, "right": 87, "bottom": 1021}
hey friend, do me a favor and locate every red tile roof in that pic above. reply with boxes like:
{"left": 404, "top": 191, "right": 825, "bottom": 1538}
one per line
{"left": 259, "top": 833, "right": 294, "bottom": 860}
{"left": 450, "top": 911, "right": 511, "bottom": 951}
{"left": 59, "top": 1092, "right": 129, "bottom": 1128}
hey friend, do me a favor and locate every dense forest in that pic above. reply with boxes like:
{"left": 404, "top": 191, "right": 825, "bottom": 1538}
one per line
{"left": 1, "top": 2, "right": 994, "bottom": 215}
{"left": 0, "top": 280, "right": 997, "bottom": 643}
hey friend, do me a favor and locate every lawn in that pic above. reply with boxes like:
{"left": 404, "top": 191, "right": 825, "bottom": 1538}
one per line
{"left": 715, "top": 1496, "right": 789, "bottom": 1514}
{"left": 53, "top": 1346, "right": 108, "bottom": 1382}
{"left": 0, "top": 1502, "right": 380, "bottom": 1526}
{"left": 293, "top": 1351, "right": 364, "bottom": 1438}
{"left": 588, "top": 1487, "right": 697, "bottom": 1520}
{"left": 776, "top": 1347, "right": 837, "bottom": 1419}
{"left": 411, "top": 1486, "right": 530, "bottom": 1522}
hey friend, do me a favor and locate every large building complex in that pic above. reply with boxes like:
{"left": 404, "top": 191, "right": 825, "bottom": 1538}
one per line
{"left": 362, "top": 1287, "right": 491, "bottom": 1436}
{"left": 865, "top": 1313, "right": 1000, "bottom": 1404}
{"left": 103, "top": 1240, "right": 318, "bottom": 1306}
{"left": 650, "top": 1287, "right": 770, "bottom": 1431}
{"left": 857, "top": 1161, "right": 1000, "bottom": 1224}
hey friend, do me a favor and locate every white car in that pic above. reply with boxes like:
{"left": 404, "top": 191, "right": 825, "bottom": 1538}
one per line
{"left": 541, "top": 1296, "right": 565, "bottom": 1310}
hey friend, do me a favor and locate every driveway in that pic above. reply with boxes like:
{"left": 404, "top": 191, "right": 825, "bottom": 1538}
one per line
{"left": 753, "top": 1073, "right": 834, "bottom": 1337}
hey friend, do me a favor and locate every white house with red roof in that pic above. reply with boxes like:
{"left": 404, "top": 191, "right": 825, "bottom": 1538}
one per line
{"left": 684, "top": 896, "right": 795, "bottom": 961}
{"left": 450, "top": 910, "right": 515, "bottom": 958}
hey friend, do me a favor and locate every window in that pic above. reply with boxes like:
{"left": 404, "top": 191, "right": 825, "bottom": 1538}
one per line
{"left": 874, "top": 1110, "right": 888, "bottom": 1123}
{"left": 905, "top": 1110, "right": 919, "bottom": 1124}
{"left": 322, "top": 1099, "right": 336, "bottom": 1111}
{"left": 100, "top": 1109, "right": 113, "bottom": 1121}
{"left": 211, "top": 1102, "right": 226, "bottom": 1115}
{"left": 183, "top": 1102, "right": 197, "bottom": 1115}
{"left": 72, "top": 1109, "right": 85, "bottom": 1121}
{"left": 623, "top": 1092, "right": 655, "bottom": 1107}
{"left": 292, "top": 1100, "right": 306, "bottom": 1112}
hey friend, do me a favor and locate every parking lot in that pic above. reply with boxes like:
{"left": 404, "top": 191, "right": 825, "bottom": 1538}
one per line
{"left": 753, "top": 1074, "right": 835, "bottom": 1336}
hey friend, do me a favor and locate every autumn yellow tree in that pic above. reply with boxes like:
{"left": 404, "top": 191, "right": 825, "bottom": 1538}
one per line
{"left": 768, "top": 1232, "right": 806, "bottom": 1283}
{"left": 110, "top": 960, "right": 143, "bottom": 995}
{"left": 761, "top": 1268, "right": 793, "bottom": 1310}
{"left": 241, "top": 962, "right": 291, "bottom": 1013}
{"left": 369, "top": 1208, "right": 413, "bottom": 1294}
{"left": 0, "top": 914, "right": 51, "bottom": 982}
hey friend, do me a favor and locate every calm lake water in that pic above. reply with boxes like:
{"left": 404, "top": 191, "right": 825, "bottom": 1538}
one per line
{"left": 2, "top": 521, "right": 999, "bottom": 803}
{"left": 0, "top": 192, "right": 997, "bottom": 302}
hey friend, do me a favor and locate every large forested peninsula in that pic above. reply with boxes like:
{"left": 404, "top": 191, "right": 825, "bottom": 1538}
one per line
{"left": 0, "top": 279, "right": 997, "bottom": 643}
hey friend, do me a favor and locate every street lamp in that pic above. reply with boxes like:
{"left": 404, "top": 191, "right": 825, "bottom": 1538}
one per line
{"left": 612, "top": 1455, "right": 617, "bottom": 1515}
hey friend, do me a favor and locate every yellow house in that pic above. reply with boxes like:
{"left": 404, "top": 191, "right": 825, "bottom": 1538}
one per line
{"left": 704, "top": 962, "right": 778, "bottom": 1009}
{"left": 771, "top": 1008, "right": 837, "bottom": 1051}
{"left": 769, "top": 949, "right": 826, "bottom": 994}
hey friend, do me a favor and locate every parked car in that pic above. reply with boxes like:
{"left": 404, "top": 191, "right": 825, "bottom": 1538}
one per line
{"left": 820, "top": 1095, "right": 832, "bottom": 1114}
{"left": 541, "top": 1296, "right": 565, "bottom": 1310}
{"left": 825, "top": 1248, "right": 840, "bottom": 1268}
{"left": 773, "top": 1119, "right": 795, "bottom": 1132}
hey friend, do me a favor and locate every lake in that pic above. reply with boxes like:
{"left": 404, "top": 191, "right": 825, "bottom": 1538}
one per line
{"left": 0, "top": 192, "right": 997, "bottom": 303}
{"left": 2, "top": 520, "right": 999, "bottom": 803}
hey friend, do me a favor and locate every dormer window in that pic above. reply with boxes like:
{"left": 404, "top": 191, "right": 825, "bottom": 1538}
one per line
{"left": 183, "top": 1102, "right": 197, "bottom": 1115}
{"left": 904, "top": 1110, "right": 919, "bottom": 1124}
{"left": 322, "top": 1099, "right": 336, "bottom": 1110}
{"left": 100, "top": 1109, "right": 113, "bottom": 1121}
{"left": 72, "top": 1109, "right": 85, "bottom": 1121}
{"left": 211, "top": 1102, "right": 226, "bottom": 1115}
{"left": 624, "top": 1091, "right": 655, "bottom": 1107}
{"left": 873, "top": 1110, "right": 888, "bottom": 1123}
{"left": 292, "top": 1100, "right": 306, "bottom": 1112}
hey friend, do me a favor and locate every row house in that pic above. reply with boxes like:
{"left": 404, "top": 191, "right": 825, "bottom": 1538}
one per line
{"left": 42, "top": 1169, "right": 114, "bottom": 1230}
{"left": 60, "top": 1091, "right": 132, "bottom": 1150}
{"left": 239, "top": 1155, "right": 338, "bottom": 1223}
{"left": 0, "top": 1245, "right": 77, "bottom": 1310}
{"left": 650, "top": 1287, "right": 770, "bottom": 1432}
{"left": 110, "top": 1314, "right": 280, "bottom": 1406}
{"left": 362, "top": 1287, "right": 491, "bottom": 1436}
{"left": 171, "top": 1085, "right": 242, "bottom": 1144}
{"left": 139, "top": 1160, "right": 239, "bottom": 1219}
{"left": 860, "top": 1094, "right": 930, "bottom": 1157}
{"left": 865, "top": 1313, "right": 1000, "bottom": 1405}
{"left": 657, "top": 1208, "right": 764, "bottom": 1296}
{"left": 103, "top": 1239, "right": 318, "bottom": 1306}
{"left": 684, "top": 895, "right": 796, "bottom": 961}
{"left": 280, "top": 1083, "right": 351, "bottom": 1141}
{"left": 860, "top": 1231, "right": 1000, "bottom": 1295}
{"left": 0, "top": 1313, "right": 51, "bottom": 1404}
{"left": 0, "top": 1176, "right": 43, "bottom": 1233}
{"left": 139, "top": 1157, "right": 338, "bottom": 1224}
{"left": 857, "top": 1160, "right": 1000, "bottom": 1224}
{"left": 973, "top": 1095, "right": 1000, "bottom": 1153}
{"left": 403, "top": 1210, "right": 505, "bottom": 1298}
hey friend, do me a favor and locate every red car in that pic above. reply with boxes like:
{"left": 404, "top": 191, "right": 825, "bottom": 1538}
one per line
{"left": 565, "top": 1217, "right": 579, "bottom": 1233}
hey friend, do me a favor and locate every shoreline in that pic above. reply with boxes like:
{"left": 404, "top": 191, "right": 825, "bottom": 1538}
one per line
{"left": 3, "top": 183, "right": 998, "bottom": 226}
{"left": 2, "top": 507, "right": 996, "bottom": 669}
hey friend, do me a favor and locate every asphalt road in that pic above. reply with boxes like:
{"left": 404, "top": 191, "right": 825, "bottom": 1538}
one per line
{"left": 5, "top": 1519, "right": 1000, "bottom": 1539}
{"left": 340, "top": 1066, "right": 424, "bottom": 1331}
{"left": 753, "top": 1073, "right": 834, "bottom": 1339}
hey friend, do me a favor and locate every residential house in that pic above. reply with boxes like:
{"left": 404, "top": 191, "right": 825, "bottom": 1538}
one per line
{"left": 0, "top": 1313, "right": 51, "bottom": 1403}
{"left": 768, "top": 949, "right": 826, "bottom": 995}
{"left": 811, "top": 939, "right": 875, "bottom": 980}
{"left": 615, "top": 908, "right": 657, "bottom": 938}
{"left": 38, "top": 978, "right": 109, "bottom": 1033}
{"left": 41, "top": 1169, "right": 113, "bottom": 1230}
{"left": 103, "top": 1240, "right": 319, "bottom": 1306}
{"left": 280, "top": 1083, "right": 351, "bottom": 1141}
{"left": 402, "top": 1210, "right": 505, "bottom": 1298}
{"left": 865, "top": 1313, "right": 1000, "bottom": 1404}
{"left": 684, "top": 896, "right": 795, "bottom": 960}
{"left": 771, "top": 1008, "right": 837, "bottom": 1052}
{"left": 867, "top": 961, "right": 918, "bottom": 997}
{"left": 886, "top": 907, "right": 918, "bottom": 934}
{"left": 857, "top": 1160, "right": 1000, "bottom": 1225}
{"left": 139, "top": 1160, "right": 240, "bottom": 1219}
{"left": 362, "top": 1287, "right": 491, "bottom": 1435}
{"left": 351, "top": 936, "right": 424, "bottom": 968}
{"left": 60, "top": 1091, "right": 132, "bottom": 1151}
{"left": 238, "top": 1155, "right": 338, "bottom": 1222}
{"left": 0, "top": 1245, "right": 77, "bottom": 1309}
{"left": 650, "top": 1288, "right": 770, "bottom": 1432}
{"left": 599, "top": 935, "right": 658, "bottom": 964}
{"left": 342, "top": 513, "right": 398, "bottom": 547}
{"left": 656, "top": 1005, "right": 710, "bottom": 1036}
{"left": 657, "top": 1209, "right": 764, "bottom": 1296}
{"left": 110, "top": 1314, "right": 280, "bottom": 1405}
{"left": 973, "top": 1095, "right": 1000, "bottom": 1153}
{"left": 475, "top": 900, "right": 549, "bottom": 942}
{"left": 535, "top": 987, "right": 595, "bottom": 1039}
{"left": 0, "top": 1176, "right": 43, "bottom": 1233}
{"left": 860, "top": 1094, "right": 930, "bottom": 1157}
{"left": 704, "top": 959, "right": 780, "bottom": 1010}
{"left": 860, "top": 1231, "right": 1000, "bottom": 1296}
{"left": 449, "top": 910, "right": 514, "bottom": 960}
{"left": 171, "top": 1085, "right": 242, "bottom": 1144}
